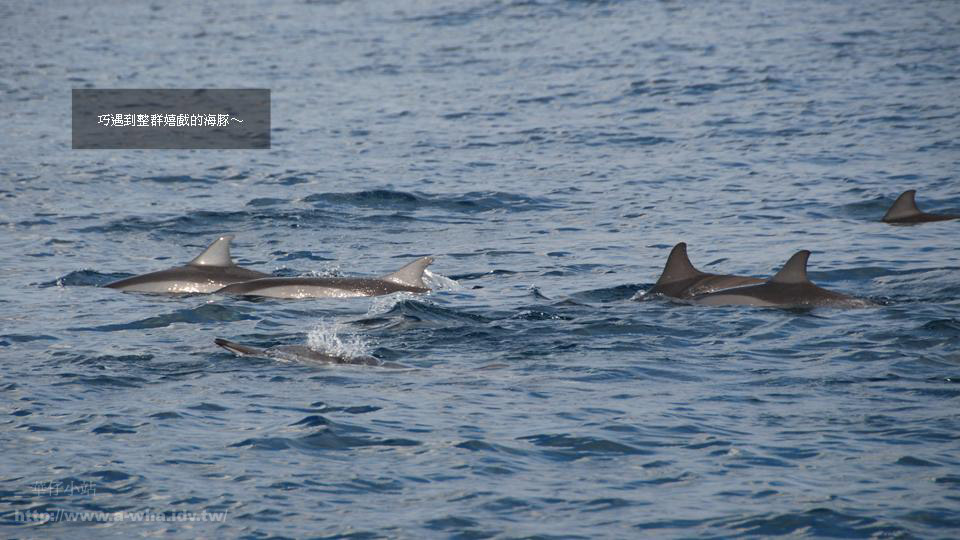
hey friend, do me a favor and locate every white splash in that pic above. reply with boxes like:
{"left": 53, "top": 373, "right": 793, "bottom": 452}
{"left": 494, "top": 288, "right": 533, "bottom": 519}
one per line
{"left": 306, "top": 319, "right": 372, "bottom": 358}
{"left": 423, "top": 269, "right": 461, "bottom": 291}
{"left": 304, "top": 265, "right": 343, "bottom": 278}
{"left": 363, "top": 270, "right": 459, "bottom": 317}
{"left": 630, "top": 289, "right": 654, "bottom": 301}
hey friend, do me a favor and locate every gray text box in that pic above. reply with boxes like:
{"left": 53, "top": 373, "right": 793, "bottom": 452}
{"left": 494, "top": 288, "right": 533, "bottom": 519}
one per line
{"left": 72, "top": 89, "right": 270, "bottom": 149}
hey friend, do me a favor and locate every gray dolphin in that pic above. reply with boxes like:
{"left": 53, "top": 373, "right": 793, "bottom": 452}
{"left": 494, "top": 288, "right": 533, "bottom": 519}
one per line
{"left": 215, "top": 256, "right": 434, "bottom": 299}
{"left": 692, "top": 250, "right": 873, "bottom": 309}
{"left": 105, "top": 235, "right": 270, "bottom": 293}
{"left": 643, "top": 242, "right": 764, "bottom": 299}
{"left": 214, "top": 338, "right": 409, "bottom": 368}
{"left": 882, "top": 190, "right": 960, "bottom": 224}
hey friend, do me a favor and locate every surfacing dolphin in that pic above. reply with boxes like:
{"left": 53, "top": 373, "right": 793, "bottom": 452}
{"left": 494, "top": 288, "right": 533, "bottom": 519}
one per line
{"left": 642, "top": 242, "right": 764, "bottom": 299}
{"left": 214, "top": 338, "right": 409, "bottom": 368}
{"left": 882, "top": 190, "right": 960, "bottom": 224}
{"left": 105, "top": 235, "right": 270, "bottom": 293}
{"left": 215, "top": 256, "right": 434, "bottom": 299}
{"left": 692, "top": 250, "right": 873, "bottom": 309}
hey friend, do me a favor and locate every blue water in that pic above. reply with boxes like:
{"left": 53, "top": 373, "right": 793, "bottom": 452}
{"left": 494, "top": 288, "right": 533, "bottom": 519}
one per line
{"left": 3, "top": 0, "right": 960, "bottom": 537}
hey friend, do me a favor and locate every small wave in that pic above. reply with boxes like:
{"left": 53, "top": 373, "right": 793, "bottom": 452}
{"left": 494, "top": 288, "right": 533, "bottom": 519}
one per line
{"left": 508, "top": 306, "right": 572, "bottom": 321}
{"left": 92, "top": 423, "right": 138, "bottom": 434}
{"left": 450, "top": 269, "right": 518, "bottom": 281}
{"left": 52, "top": 373, "right": 148, "bottom": 389}
{"left": 0, "top": 334, "right": 57, "bottom": 343}
{"left": 38, "top": 270, "right": 124, "bottom": 288}
{"left": 918, "top": 318, "right": 960, "bottom": 335}
{"left": 245, "top": 197, "right": 287, "bottom": 207}
{"left": 302, "top": 189, "right": 558, "bottom": 213}
{"left": 187, "top": 402, "right": 230, "bottom": 412}
{"left": 230, "top": 426, "right": 420, "bottom": 452}
{"left": 365, "top": 298, "right": 492, "bottom": 326}
{"left": 274, "top": 251, "right": 336, "bottom": 263}
{"left": 717, "top": 508, "right": 911, "bottom": 537}
{"left": 73, "top": 208, "right": 347, "bottom": 235}
{"left": 518, "top": 433, "right": 652, "bottom": 461}
{"left": 365, "top": 292, "right": 425, "bottom": 317}
{"left": 571, "top": 284, "right": 647, "bottom": 303}
{"left": 68, "top": 353, "right": 154, "bottom": 367}
{"left": 71, "top": 304, "right": 257, "bottom": 332}
{"left": 136, "top": 175, "right": 215, "bottom": 184}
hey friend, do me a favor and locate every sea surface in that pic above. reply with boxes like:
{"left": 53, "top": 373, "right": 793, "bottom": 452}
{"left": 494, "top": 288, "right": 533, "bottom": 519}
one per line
{"left": 2, "top": 0, "right": 960, "bottom": 538}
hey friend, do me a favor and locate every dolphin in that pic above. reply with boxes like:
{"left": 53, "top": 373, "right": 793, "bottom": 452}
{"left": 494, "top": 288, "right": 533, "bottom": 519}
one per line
{"left": 882, "top": 190, "right": 960, "bottom": 224}
{"left": 215, "top": 256, "right": 434, "bottom": 299}
{"left": 104, "top": 235, "right": 270, "bottom": 293}
{"left": 642, "top": 242, "right": 765, "bottom": 299}
{"left": 214, "top": 338, "right": 409, "bottom": 368}
{"left": 692, "top": 250, "right": 873, "bottom": 309}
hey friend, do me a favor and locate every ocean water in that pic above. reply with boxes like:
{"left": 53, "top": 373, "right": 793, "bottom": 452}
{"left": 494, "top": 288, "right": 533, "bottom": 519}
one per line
{"left": 2, "top": 0, "right": 960, "bottom": 538}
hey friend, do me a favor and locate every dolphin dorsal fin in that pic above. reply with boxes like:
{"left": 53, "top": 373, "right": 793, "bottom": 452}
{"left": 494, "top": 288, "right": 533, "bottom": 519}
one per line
{"left": 655, "top": 242, "right": 704, "bottom": 285}
{"left": 883, "top": 190, "right": 921, "bottom": 222}
{"left": 383, "top": 256, "right": 434, "bottom": 288}
{"left": 189, "top": 235, "right": 235, "bottom": 267}
{"left": 770, "top": 250, "right": 811, "bottom": 284}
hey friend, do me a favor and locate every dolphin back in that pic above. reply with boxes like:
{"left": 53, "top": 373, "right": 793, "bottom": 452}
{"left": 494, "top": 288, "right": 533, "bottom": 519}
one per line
{"left": 103, "top": 235, "right": 269, "bottom": 293}
{"left": 214, "top": 338, "right": 407, "bottom": 368}
{"left": 645, "top": 243, "right": 763, "bottom": 299}
{"left": 882, "top": 190, "right": 960, "bottom": 223}
{"left": 692, "top": 250, "right": 873, "bottom": 309}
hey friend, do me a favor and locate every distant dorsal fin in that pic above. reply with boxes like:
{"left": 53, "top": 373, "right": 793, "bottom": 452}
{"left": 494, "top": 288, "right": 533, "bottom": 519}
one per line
{"left": 770, "top": 250, "right": 811, "bottom": 284}
{"left": 189, "top": 235, "right": 235, "bottom": 267}
{"left": 383, "top": 256, "right": 434, "bottom": 288}
{"left": 882, "top": 190, "right": 921, "bottom": 222}
{"left": 655, "top": 242, "right": 704, "bottom": 285}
